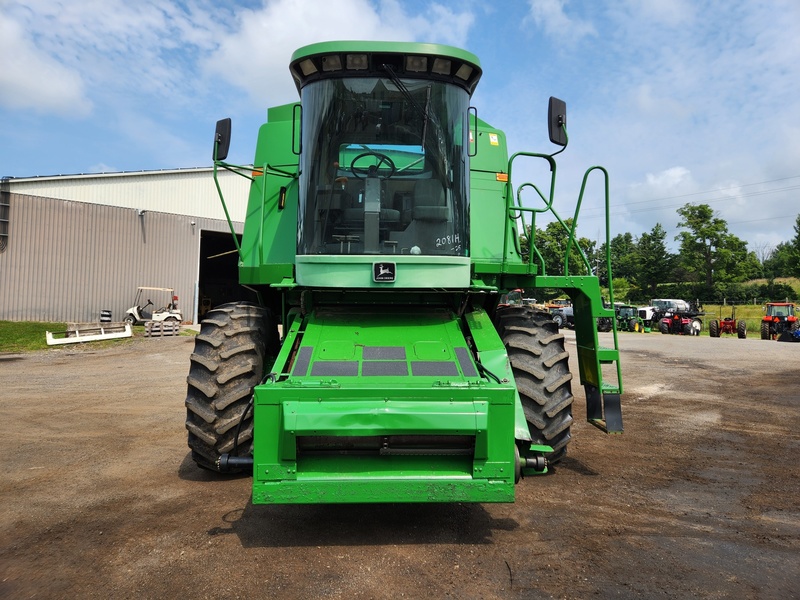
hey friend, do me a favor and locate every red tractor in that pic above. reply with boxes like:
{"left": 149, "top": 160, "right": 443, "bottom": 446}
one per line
{"left": 709, "top": 306, "right": 746, "bottom": 339}
{"left": 659, "top": 303, "right": 704, "bottom": 336}
{"left": 761, "top": 302, "right": 798, "bottom": 340}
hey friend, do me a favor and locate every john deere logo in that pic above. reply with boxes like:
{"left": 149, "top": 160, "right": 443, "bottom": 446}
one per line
{"left": 373, "top": 262, "right": 396, "bottom": 283}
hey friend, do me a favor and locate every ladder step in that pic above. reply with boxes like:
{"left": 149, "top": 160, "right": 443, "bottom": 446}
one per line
{"left": 597, "top": 346, "right": 619, "bottom": 362}
{"left": 601, "top": 382, "right": 621, "bottom": 395}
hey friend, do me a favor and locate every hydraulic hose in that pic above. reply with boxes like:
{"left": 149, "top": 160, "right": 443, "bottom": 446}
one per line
{"left": 216, "top": 454, "right": 254, "bottom": 472}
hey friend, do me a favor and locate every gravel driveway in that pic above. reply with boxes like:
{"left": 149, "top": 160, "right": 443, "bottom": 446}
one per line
{"left": 1, "top": 330, "right": 798, "bottom": 598}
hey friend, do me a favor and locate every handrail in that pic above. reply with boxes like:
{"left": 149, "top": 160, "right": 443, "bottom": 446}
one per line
{"left": 576, "top": 166, "right": 614, "bottom": 306}
{"left": 212, "top": 159, "right": 297, "bottom": 263}
{"left": 212, "top": 160, "right": 253, "bottom": 259}
{"left": 563, "top": 167, "right": 608, "bottom": 276}
{"left": 506, "top": 153, "right": 607, "bottom": 279}
{"left": 505, "top": 152, "right": 556, "bottom": 275}
{"left": 505, "top": 146, "right": 623, "bottom": 405}
{"left": 514, "top": 184, "right": 548, "bottom": 274}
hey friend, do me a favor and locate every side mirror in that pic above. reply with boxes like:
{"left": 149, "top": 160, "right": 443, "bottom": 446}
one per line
{"left": 213, "top": 118, "right": 232, "bottom": 161}
{"left": 547, "top": 97, "right": 567, "bottom": 146}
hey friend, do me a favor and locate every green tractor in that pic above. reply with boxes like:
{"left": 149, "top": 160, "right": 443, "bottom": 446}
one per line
{"left": 185, "top": 41, "right": 623, "bottom": 504}
{"left": 615, "top": 304, "right": 644, "bottom": 333}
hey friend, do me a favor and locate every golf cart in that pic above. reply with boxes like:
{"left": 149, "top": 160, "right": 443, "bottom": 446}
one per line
{"left": 124, "top": 287, "right": 182, "bottom": 325}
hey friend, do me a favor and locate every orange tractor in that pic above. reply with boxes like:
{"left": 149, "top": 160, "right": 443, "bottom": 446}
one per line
{"left": 709, "top": 306, "right": 746, "bottom": 339}
{"left": 760, "top": 302, "right": 798, "bottom": 340}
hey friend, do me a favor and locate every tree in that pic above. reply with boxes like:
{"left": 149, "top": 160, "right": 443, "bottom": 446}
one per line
{"left": 610, "top": 277, "right": 632, "bottom": 301}
{"left": 763, "top": 242, "right": 794, "bottom": 278}
{"left": 790, "top": 214, "right": 800, "bottom": 277}
{"left": 675, "top": 203, "right": 751, "bottom": 291}
{"left": 751, "top": 241, "right": 773, "bottom": 268}
{"left": 635, "top": 223, "right": 674, "bottom": 297}
{"left": 528, "top": 219, "right": 596, "bottom": 276}
{"left": 739, "top": 250, "right": 764, "bottom": 281}
{"left": 597, "top": 232, "right": 637, "bottom": 287}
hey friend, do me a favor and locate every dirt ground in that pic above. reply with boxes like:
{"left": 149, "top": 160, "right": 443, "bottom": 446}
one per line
{"left": 1, "top": 329, "right": 798, "bottom": 599}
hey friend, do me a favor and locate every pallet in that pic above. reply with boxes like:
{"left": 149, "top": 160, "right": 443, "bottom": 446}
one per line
{"left": 145, "top": 321, "right": 181, "bottom": 337}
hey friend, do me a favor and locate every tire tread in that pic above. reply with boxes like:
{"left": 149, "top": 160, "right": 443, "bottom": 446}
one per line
{"left": 495, "top": 307, "right": 574, "bottom": 462}
{"left": 184, "top": 301, "right": 276, "bottom": 472}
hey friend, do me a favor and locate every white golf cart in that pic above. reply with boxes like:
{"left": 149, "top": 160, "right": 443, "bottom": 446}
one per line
{"left": 123, "top": 287, "right": 183, "bottom": 325}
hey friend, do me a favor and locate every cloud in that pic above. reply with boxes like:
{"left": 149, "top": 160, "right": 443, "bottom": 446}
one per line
{"left": 87, "top": 163, "right": 119, "bottom": 174}
{"left": 204, "top": 0, "right": 475, "bottom": 107}
{"left": 556, "top": 0, "right": 800, "bottom": 248}
{"left": 620, "top": 0, "right": 694, "bottom": 28}
{"left": 644, "top": 167, "right": 692, "bottom": 191}
{"left": 0, "top": 0, "right": 477, "bottom": 175}
{"left": 0, "top": 12, "right": 91, "bottom": 116}
{"left": 524, "top": 0, "right": 595, "bottom": 43}
{"left": 2, "top": 0, "right": 797, "bottom": 252}
{"left": 1, "top": 0, "right": 227, "bottom": 114}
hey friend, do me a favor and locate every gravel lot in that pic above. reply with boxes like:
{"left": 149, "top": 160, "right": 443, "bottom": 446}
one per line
{"left": 1, "top": 330, "right": 798, "bottom": 598}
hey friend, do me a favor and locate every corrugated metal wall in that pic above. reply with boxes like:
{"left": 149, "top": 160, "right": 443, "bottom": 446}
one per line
{"left": 3, "top": 168, "right": 250, "bottom": 222}
{"left": 0, "top": 193, "right": 242, "bottom": 323}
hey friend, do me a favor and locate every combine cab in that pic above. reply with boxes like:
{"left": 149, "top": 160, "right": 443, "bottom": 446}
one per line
{"left": 761, "top": 302, "right": 798, "bottom": 340}
{"left": 185, "top": 41, "right": 623, "bottom": 504}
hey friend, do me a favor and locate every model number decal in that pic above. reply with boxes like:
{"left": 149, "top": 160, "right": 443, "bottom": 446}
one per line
{"left": 435, "top": 233, "right": 461, "bottom": 249}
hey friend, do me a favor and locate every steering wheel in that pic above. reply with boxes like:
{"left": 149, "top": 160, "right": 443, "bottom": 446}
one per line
{"left": 350, "top": 152, "right": 396, "bottom": 180}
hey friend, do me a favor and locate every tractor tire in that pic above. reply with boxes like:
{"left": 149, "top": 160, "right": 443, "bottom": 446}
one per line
{"left": 495, "top": 307, "right": 574, "bottom": 464}
{"left": 709, "top": 320, "right": 720, "bottom": 338}
{"left": 628, "top": 318, "right": 639, "bottom": 332}
{"left": 185, "top": 302, "right": 279, "bottom": 472}
{"left": 792, "top": 321, "right": 799, "bottom": 332}
{"left": 761, "top": 320, "right": 770, "bottom": 340}
{"left": 552, "top": 313, "right": 564, "bottom": 329}
{"left": 737, "top": 320, "right": 747, "bottom": 339}
{"left": 659, "top": 321, "right": 669, "bottom": 334}
{"left": 683, "top": 323, "right": 692, "bottom": 336}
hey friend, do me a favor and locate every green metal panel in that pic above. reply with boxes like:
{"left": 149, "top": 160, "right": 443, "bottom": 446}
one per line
{"left": 463, "top": 308, "right": 531, "bottom": 442}
{"left": 295, "top": 255, "right": 471, "bottom": 288}
{"left": 252, "top": 308, "right": 521, "bottom": 504}
{"left": 291, "top": 41, "right": 482, "bottom": 69}
{"left": 469, "top": 119, "right": 527, "bottom": 273}
{"left": 289, "top": 41, "right": 482, "bottom": 95}
{"left": 238, "top": 104, "right": 299, "bottom": 284}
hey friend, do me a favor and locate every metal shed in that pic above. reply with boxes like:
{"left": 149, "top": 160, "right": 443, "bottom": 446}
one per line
{"left": 0, "top": 168, "right": 252, "bottom": 324}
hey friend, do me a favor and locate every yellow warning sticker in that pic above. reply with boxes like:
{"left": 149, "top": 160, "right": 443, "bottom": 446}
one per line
{"left": 489, "top": 133, "right": 499, "bottom": 146}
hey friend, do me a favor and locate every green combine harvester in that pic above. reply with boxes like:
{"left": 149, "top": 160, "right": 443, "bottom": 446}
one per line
{"left": 185, "top": 41, "right": 623, "bottom": 504}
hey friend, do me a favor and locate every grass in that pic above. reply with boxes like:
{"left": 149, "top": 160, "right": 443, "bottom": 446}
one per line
{"left": 0, "top": 320, "right": 196, "bottom": 353}
{"left": 0, "top": 321, "right": 67, "bottom": 352}
{"left": 745, "top": 276, "right": 800, "bottom": 297}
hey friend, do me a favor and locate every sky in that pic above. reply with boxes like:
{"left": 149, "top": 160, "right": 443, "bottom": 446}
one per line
{"left": 2, "top": 0, "right": 800, "bottom": 254}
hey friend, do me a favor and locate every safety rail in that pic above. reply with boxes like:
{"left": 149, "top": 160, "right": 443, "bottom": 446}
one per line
{"left": 211, "top": 159, "right": 297, "bottom": 263}
{"left": 505, "top": 151, "right": 597, "bottom": 278}
{"left": 505, "top": 151, "right": 624, "bottom": 423}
